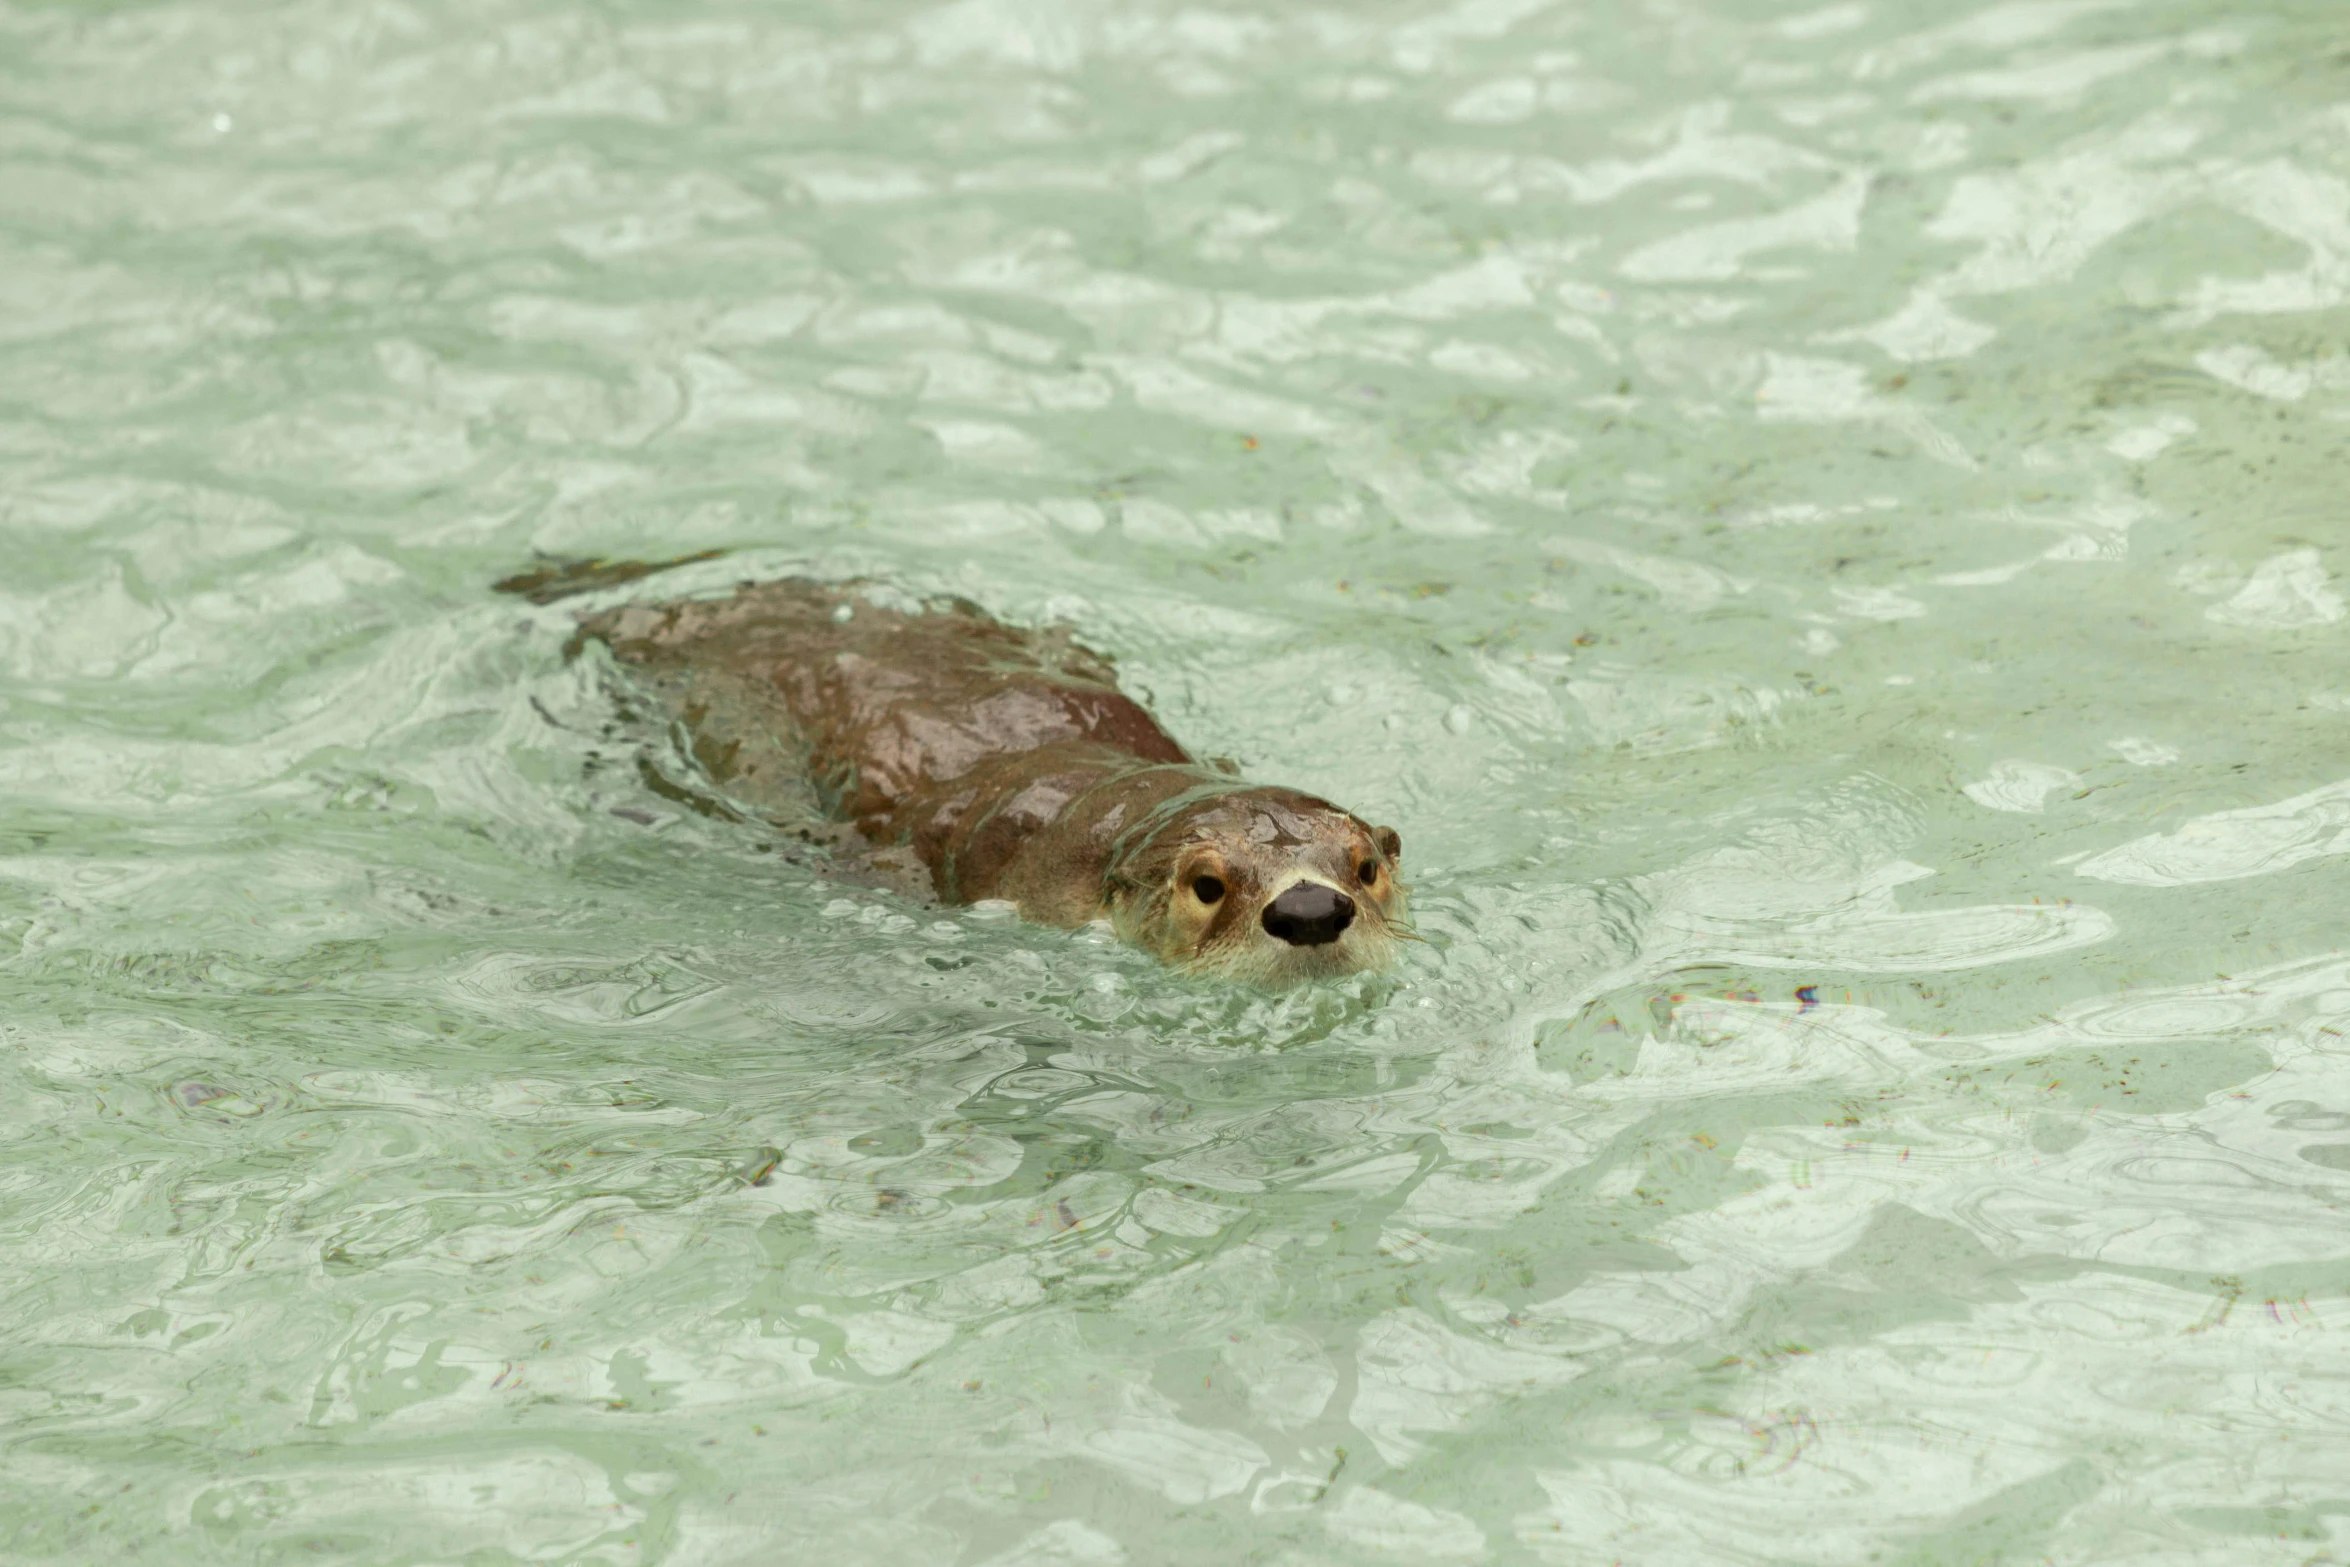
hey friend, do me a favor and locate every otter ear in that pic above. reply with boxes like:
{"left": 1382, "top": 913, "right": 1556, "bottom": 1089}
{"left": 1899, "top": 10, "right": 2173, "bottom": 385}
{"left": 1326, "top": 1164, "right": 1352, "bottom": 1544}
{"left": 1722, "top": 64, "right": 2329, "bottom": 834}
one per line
{"left": 1375, "top": 826, "right": 1401, "bottom": 862}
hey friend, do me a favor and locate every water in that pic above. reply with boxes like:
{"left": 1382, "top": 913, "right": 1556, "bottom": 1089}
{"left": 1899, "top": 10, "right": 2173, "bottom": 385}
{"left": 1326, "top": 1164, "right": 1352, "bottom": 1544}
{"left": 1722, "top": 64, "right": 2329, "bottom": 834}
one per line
{"left": 5, "top": 0, "right": 2350, "bottom": 1560}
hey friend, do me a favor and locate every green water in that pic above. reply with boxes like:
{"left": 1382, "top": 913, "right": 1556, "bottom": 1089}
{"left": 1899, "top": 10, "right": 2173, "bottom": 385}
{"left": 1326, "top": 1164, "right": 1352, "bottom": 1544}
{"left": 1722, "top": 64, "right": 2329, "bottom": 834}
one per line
{"left": 6, "top": 0, "right": 2350, "bottom": 1560}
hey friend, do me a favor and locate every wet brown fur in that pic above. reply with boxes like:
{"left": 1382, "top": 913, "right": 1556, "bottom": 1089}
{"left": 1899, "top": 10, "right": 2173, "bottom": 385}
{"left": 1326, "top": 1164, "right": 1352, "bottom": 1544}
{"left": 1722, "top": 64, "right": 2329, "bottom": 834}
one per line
{"left": 562, "top": 577, "right": 1407, "bottom": 982}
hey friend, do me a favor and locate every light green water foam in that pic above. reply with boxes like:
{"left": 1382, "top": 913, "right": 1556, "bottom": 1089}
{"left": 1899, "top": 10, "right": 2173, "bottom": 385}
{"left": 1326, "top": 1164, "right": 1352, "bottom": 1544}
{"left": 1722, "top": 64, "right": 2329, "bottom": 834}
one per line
{"left": 4, "top": 0, "right": 2350, "bottom": 1561}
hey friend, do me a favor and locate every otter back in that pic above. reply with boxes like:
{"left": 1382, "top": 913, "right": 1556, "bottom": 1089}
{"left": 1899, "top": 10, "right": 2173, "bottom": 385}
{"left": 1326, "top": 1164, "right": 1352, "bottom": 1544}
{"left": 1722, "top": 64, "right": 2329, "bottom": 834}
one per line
{"left": 575, "top": 580, "right": 1214, "bottom": 912}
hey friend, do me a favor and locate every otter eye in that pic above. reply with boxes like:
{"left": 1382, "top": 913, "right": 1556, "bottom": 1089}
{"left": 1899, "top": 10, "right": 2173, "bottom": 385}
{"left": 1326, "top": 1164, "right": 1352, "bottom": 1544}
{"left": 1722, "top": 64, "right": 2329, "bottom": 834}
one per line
{"left": 1190, "top": 874, "right": 1226, "bottom": 905}
{"left": 1358, "top": 859, "right": 1380, "bottom": 885}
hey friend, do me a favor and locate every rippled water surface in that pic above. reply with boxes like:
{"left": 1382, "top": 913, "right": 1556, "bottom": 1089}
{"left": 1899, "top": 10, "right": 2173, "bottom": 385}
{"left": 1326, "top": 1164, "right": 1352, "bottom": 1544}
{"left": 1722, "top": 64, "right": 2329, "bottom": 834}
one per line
{"left": 7, "top": 0, "right": 2350, "bottom": 1560}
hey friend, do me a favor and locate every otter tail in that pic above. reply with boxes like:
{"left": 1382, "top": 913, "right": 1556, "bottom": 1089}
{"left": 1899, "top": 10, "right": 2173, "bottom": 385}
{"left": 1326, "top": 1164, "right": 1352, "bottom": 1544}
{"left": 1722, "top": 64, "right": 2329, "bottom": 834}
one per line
{"left": 490, "top": 550, "right": 727, "bottom": 606}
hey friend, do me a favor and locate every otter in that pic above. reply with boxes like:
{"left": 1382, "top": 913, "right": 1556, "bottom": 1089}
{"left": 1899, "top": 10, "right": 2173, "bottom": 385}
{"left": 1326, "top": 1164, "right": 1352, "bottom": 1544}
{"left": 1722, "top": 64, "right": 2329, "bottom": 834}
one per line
{"left": 504, "top": 564, "right": 1407, "bottom": 985}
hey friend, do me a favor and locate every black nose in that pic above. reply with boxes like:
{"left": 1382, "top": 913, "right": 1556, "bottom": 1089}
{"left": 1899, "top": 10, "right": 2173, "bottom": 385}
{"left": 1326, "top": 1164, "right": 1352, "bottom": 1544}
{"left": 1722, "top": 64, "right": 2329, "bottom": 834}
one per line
{"left": 1261, "top": 883, "right": 1356, "bottom": 947}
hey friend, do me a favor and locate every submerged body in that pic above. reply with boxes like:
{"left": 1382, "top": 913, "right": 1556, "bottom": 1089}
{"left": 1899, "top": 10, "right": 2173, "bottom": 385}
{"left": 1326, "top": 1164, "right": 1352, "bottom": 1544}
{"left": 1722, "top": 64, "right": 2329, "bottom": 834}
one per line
{"left": 566, "top": 578, "right": 1407, "bottom": 984}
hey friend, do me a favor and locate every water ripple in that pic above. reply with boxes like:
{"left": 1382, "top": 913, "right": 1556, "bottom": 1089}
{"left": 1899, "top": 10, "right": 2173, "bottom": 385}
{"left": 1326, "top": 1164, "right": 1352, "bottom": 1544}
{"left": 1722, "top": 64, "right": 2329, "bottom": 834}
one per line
{"left": 6, "top": 0, "right": 2350, "bottom": 1560}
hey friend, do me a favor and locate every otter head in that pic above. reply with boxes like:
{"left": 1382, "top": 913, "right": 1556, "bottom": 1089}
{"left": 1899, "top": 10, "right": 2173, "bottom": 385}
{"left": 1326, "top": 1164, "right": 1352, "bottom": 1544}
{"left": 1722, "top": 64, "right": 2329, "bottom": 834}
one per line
{"left": 1108, "top": 787, "right": 1408, "bottom": 986}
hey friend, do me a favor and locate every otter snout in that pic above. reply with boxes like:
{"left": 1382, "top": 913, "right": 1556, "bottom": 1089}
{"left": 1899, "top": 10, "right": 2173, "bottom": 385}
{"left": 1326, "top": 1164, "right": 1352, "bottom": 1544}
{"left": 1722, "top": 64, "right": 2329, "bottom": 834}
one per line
{"left": 1261, "top": 883, "right": 1355, "bottom": 947}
